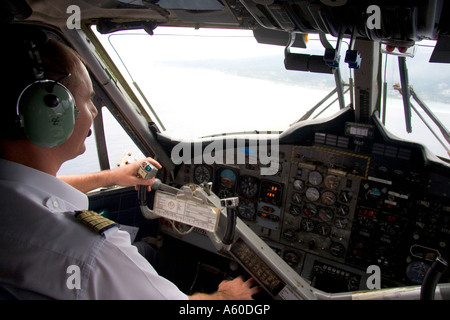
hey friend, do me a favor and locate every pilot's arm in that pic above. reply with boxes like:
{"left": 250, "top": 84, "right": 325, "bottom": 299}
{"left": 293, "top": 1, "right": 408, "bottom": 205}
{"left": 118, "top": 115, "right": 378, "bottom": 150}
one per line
{"left": 58, "top": 157, "right": 161, "bottom": 193}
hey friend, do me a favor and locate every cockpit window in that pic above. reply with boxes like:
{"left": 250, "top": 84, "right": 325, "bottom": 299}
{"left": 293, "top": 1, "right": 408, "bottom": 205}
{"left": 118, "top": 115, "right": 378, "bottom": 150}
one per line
{"left": 94, "top": 27, "right": 350, "bottom": 139}
{"left": 382, "top": 41, "right": 450, "bottom": 160}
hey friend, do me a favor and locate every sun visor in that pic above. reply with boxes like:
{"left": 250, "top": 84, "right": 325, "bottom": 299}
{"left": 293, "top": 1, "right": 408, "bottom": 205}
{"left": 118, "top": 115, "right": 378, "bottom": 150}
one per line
{"left": 430, "top": 35, "right": 450, "bottom": 63}
{"left": 253, "top": 27, "right": 307, "bottom": 48}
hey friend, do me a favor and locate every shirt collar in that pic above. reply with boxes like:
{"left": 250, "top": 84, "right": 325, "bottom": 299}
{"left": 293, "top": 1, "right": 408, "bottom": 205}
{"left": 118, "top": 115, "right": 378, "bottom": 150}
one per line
{"left": 0, "top": 158, "right": 88, "bottom": 212}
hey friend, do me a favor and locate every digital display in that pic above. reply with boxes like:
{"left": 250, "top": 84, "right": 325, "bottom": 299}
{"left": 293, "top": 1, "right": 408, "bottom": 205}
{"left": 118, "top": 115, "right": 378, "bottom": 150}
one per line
{"left": 359, "top": 207, "right": 378, "bottom": 219}
{"left": 266, "top": 186, "right": 278, "bottom": 198}
{"left": 260, "top": 181, "right": 282, "bottom": 206}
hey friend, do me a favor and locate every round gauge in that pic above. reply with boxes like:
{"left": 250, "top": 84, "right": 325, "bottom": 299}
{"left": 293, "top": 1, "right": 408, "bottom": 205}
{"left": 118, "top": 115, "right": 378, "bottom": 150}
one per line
{"left": 335, "top": 217, "right": 349, "bottom": 229}
{"left": 336, "top": 204, "right": 349, "bottom": 216}
{"left": 282, "top": 228, "right": 297, "bottom": 242}
{"left": 283, "top": 251, "right": 300, "bottom": 267}
{"left": 318, "top": 207, "right": 334, "bottom": 222}
{"left": 339, "top": 190, "right": 353, "bottom": 203}
{"left": 303, "top": 202, "right": 318, "bottom": 217}
{"left": 219, "top": 168, "right": 236, "bottom": 188}
{"left": 239, "top": 176, "right": 259, "bottom": 198}
{"left": 329, "top": 242, "right": 346, "bottom": 257}
{"left": 193, "top": 165, "right": 211, "bottom": 184}
{"left": 293, "top": 179, "right": 305, "bottom": 192}
{"left": 321, "top": 191, "right": 337, "bottom": 206}
{"left": 292, "top": 192, "right": 302, "bottom": 204}
{"left": 308, "top": 171, "right": 323, "bottom": 186}
{"left": 237, "top": 199, "right": 256, "bottom": 221}
{"left": 290, "top": 205, "right": 302, "bottom": 216}
{"left": 305, "top": 187, "right": 320, "bottom": 202}
{"left": 324, "top": 175, "right": 339, "bottom": 189}
{"left": 217, "top": 168, "right": 237, "bottom": 199}
{"left": 300, "top": 218, "right": 315, "bottom": 232}
{"left": 406, "top": 261, "right": 430, "bottom": 284}
{"left": 315, "top": 222, "right": 331, "bottom": 236}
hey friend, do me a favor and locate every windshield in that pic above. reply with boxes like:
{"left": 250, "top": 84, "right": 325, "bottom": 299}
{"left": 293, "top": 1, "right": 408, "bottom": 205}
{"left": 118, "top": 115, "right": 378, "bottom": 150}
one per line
{"left": 382, "top": 41, "right": 450, "bottom": 160}
{"left": 94, "top": 27, "right": 449, "bottom": 159}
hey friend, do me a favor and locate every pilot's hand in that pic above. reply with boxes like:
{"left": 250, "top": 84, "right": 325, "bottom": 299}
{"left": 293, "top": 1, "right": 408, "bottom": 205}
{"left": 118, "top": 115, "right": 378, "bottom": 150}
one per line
{"left": 216, "top": 276, "right": 262, "bottom": 300}
{"left": 113, "top": 157, "right": 162, "bottom": 191}
{"left": 189, "top": 276, "right": 261, "bottom": 300}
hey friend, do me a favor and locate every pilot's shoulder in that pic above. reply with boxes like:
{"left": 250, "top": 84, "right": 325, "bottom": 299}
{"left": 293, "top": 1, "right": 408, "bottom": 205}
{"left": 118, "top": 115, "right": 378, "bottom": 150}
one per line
{"left": 74, "top": 210, "right": 119, "bottom": 236}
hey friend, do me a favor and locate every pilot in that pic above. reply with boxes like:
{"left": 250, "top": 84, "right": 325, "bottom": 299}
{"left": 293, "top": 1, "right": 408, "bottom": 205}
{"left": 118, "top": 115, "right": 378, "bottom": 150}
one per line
{"left": 0, "top": 24, "right": 260, "bottom": 300}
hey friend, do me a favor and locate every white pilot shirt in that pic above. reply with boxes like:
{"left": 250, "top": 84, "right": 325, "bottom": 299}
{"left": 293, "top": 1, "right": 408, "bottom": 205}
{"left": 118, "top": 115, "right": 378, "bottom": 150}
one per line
{"left": 0, "top": 159, "right": 188, "bottom": 300}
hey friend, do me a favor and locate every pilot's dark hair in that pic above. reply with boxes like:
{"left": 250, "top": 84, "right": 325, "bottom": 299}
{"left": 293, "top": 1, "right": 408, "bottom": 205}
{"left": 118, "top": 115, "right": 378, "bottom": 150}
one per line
{"left": 0, "top": 24, "right": 81, "bottom": 141}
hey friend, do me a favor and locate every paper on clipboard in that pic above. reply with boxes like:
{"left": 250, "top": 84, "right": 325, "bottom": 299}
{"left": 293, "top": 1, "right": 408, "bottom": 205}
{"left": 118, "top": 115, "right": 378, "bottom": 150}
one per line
{"left": 153, "top": 190, "right": 220, "bottom": 232}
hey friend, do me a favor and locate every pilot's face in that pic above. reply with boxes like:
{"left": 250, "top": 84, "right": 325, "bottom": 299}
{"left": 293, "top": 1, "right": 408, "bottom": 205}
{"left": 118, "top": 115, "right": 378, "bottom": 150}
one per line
{"left": 58, "top": 58, "right": 98, "bottom": 161}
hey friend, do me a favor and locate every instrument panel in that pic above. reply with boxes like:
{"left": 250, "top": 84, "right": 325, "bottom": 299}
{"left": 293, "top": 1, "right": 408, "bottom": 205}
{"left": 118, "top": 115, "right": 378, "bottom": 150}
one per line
{"left": 170, "top": 118, "right": 450, "bottom": 293}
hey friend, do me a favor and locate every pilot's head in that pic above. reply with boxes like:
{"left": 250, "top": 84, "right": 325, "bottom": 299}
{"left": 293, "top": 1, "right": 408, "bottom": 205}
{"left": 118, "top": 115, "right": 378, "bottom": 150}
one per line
{"left": 0, "top": 24, "right": 97, "bottom": 169}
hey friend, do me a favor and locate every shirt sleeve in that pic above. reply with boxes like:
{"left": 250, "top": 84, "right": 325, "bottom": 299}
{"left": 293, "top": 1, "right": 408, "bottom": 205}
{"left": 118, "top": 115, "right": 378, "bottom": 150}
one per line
{"left": 86, "top": 229, "right": 189, "bottom": 300}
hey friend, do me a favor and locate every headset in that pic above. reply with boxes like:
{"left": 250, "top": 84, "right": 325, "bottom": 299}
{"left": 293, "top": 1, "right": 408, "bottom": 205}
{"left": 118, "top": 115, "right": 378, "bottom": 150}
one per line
{"left": 15, "top": 32, "right": 78, "bottom": 148}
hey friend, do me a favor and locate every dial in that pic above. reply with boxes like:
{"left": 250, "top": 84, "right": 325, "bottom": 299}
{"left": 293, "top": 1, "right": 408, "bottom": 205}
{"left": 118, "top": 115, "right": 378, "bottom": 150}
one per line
{"left": 324, "top": 175, "right": 339, "bottom": 189}
{"left": 283, "top": 251, "right": 300, "bottom": 267}
{"left": 305, "top": 187, "right": 320, "bottom": 202}
{"left": 303, "top": 202, "right": 318, "bottom": 217}
{"left": 237, "top": 199, "right": 256, "bottom": 220}
{"left": 321, "top": 191, "right": 337, "bottom": 206}
{"left": 308, "top": 171, "right": 323, "bottom": 186}
{"left": 219, "top": 168, "right": 236, "bottom": 188}
{"left": 335, "top": 217, "right": 349, "bottom": 229}
{"left": 292, "top": 192, "right": 302, "bottom": 204}
{"left": 336, "top": 204, "right": 349, "bottom": 216}
{"left": 239, "top": 175, "right": 259, "bottom": 198}
{"left": 301, "top": 218, "right": 315, "bottom": 232}
{"left": 282, "top": 228, "right": 297, "bottom": 242}
{"left": 293, "top": 179, "right": 305, "bottom": 192}
{"left": 339, "top": 190, "right": 353, "bottom": 203}
{"left": 290, "top": 205, "right": 302, "bottom": 216}
{"left": 193, "top": 165, "right": 211, "bottom": 184}
{"left": 318, "top": 207, "right": 334, "bottom": 222}
{"left": 315, "top": 222, "right": 331, "bottom": 236}
{"left": 217, "top": 168, "right": 237, "bottom": 199}
{"left": 406, "top": 261, "right": 430, "bottom": 284}
{"left": 329, "top": 242, "right": 346, "bottom": 257}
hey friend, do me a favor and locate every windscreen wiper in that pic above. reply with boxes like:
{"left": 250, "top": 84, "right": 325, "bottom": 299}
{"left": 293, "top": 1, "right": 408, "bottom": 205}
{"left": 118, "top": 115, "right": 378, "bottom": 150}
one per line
{"left": 394, "top": 84, "right": 450, "bottom": 157}
{"left": 398, "top": 56, "right": 413, "bottom": 133}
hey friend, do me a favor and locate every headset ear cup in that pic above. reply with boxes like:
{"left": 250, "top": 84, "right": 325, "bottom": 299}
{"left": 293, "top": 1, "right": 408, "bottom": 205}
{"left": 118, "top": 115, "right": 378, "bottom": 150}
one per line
{"left": 17, "top": 80, "right": 77, "bottom": 148}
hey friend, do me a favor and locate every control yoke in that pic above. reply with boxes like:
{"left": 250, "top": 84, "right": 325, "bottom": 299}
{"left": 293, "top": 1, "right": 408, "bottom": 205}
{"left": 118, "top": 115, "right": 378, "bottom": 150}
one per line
{"left": 138, "top": 177, "right": 239, "bottom": 245}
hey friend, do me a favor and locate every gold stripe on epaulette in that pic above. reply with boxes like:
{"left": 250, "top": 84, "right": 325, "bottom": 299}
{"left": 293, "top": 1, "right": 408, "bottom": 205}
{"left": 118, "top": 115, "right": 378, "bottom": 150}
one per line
{"left": 75, "top": 210, "right": 118, "bottom": 235}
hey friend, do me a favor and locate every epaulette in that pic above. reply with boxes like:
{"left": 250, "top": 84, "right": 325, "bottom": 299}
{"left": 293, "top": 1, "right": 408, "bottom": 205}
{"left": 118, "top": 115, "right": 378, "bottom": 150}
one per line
{"left": 74, "top": 210, "right": 118, "bottom": 235}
